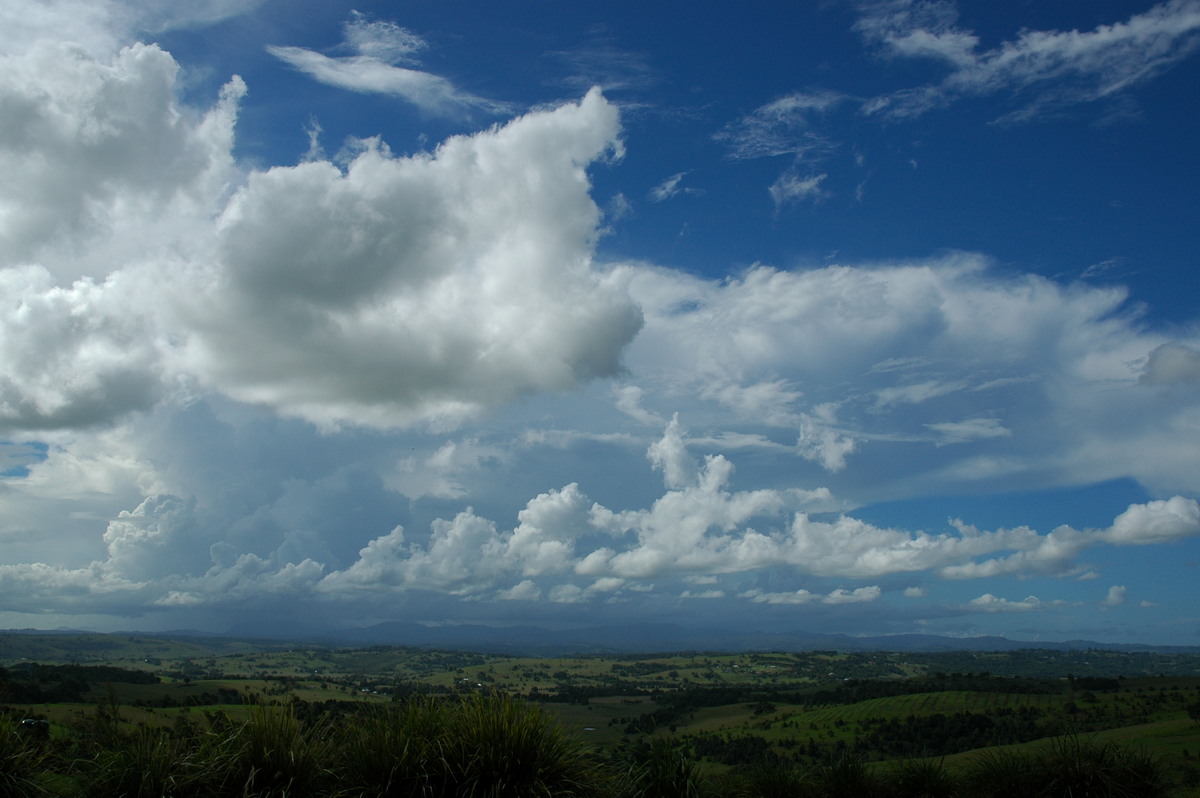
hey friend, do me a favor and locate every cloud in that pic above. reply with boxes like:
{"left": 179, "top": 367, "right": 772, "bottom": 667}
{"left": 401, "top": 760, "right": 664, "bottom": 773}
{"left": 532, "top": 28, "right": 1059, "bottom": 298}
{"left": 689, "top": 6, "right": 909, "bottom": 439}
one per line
{"left": 0, "top": 41, "right": 243, "bottom": 279}
{"left": 1, "top": 410, "right": 1198, "bottom": 620}
{"left": 857, "top": 0, "right": 1200, "bottom": 122}
{"left": 853, "top": 0, "right": 979, "bottom": 67}
{"left": 722, "top": 2, "right": 1200, "bottom": 201}
{"left": 769, "top": 172, "right": 827, "bottom": 207}
{"left": 716, "top": 91, "right": 845, "bottom": 160}
{"left": 175, "top": 87, "right": 641, "bottom": 430}
{"left": 341, "top": 10, "right": 426, "bottom": 64}
{"left": 926, "top": 417, "right": 1011, "bottom": 446}
{"left": 1141, "top": 342, "right": 1200, "bottom": 385}
{"left": 549, "top": 41, "right": 658, "bottom": 94}
{"left": 967, "top": 593, "right": 1051, "bottom": 613}
{"left": 0, "top": 35, "right": 639, "bottom": 435}
{"left": 618, "top": 254, "right": 1200, "bottom": 496}
{"left": 1104, "top": 496, "right": 1200, "bottom": 544}
{"left": 267, "top": 13, "right": 509, "bottom": 116}
{"left": 1103, "top": 585, "right": 1127, "bottom": 606}
{"left": 0, "top": 0, "right": 265, "bottom": 58}
{"left": 649, "top": 172, "right": 693, "bottom": 202}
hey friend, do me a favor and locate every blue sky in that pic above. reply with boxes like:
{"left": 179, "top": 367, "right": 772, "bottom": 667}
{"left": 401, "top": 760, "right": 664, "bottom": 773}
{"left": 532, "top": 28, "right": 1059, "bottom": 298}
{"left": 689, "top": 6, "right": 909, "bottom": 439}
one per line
{"left": 1, "top": 0, "right": 1199, "bottom": 645}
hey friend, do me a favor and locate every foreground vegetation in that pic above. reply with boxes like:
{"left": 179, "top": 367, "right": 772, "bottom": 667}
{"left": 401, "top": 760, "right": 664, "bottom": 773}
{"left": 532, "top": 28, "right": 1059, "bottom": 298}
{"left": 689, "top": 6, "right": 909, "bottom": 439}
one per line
{"left": 2, "top": 694, "right": 1187, "bottom": 797}
{"left": 3, "top": 634, "right": 1199, "bottom": 795}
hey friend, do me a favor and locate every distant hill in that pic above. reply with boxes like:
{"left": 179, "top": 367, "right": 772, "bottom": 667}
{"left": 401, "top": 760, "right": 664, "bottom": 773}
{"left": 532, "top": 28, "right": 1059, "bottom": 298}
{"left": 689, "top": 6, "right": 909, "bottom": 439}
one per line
{"left": 222, "top": 619, "right": 1200, "bottom": 656}
{"left": 5, "top": 623, "right": 1197, "bottom": 661}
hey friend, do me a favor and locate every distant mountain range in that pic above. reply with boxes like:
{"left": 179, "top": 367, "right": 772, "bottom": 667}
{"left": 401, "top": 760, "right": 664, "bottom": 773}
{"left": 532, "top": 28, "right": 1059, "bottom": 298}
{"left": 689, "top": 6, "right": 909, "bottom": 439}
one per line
{"left": 213, "top": 619, "right": 1200, "bottom": 656}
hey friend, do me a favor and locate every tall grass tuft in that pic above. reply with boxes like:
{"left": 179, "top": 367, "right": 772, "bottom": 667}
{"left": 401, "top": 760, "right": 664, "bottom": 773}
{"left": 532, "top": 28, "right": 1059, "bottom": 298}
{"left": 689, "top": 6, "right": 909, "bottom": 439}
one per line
{"left": 614, "top": 736, "right": 707, "bottom": 798}
{"left": 814, "top": 752, "right": 883, "bottom": 798}
{"left": 734, "top": 758, "right": 819, "bottom": 797}
{"left": 441, "top": 693, "right": 603, "bottom": 797}
{"left": 337, "top": 696, "right": 447, "bottom": 796}
{"left": 78, "top": 725, "right": 219, "bottom": 798}
{"left": 884, "top": 757, "right": 961, "bottom": 798}
{"left": 1037, "top": 734, "right": 1170, "bottom": 798}
{"left": 0, "top": 722, "right": 52, "bottom": 797}
{"left": 960, "top": 749, "right": 1041, "bottom": 798}
{"left": 230, "top": 701, "right": 338, "bottom": 797}
{"left": 338, "top": 693, "right": 602, "bottom": 797}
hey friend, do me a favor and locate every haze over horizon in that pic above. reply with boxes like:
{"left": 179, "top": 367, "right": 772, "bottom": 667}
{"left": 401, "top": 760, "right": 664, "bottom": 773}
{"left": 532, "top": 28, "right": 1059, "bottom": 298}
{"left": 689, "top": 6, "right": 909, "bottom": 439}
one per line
{"left": 1, "top": 0, "right": 1199, "bottom": 646}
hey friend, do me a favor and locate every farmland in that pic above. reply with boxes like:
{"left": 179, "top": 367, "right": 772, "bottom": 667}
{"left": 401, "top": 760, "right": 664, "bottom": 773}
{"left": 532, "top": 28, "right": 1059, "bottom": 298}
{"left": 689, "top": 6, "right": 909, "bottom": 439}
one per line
{"left": 2, "top": 632, "right": 1200, "bottom": 795}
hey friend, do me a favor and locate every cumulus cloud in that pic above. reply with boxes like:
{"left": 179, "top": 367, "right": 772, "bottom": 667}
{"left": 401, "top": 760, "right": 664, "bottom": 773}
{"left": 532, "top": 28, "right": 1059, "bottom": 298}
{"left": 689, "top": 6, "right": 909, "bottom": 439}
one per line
{"left": 0, "top": 33, "right": 639, "bottom": 435}
{"left": 0, "top": 41, "right": 242, "bottom": 278}
{"left": 176, "top": 87, "right": 641, "bottom": 430}
{"left": 1103, "top": 585, "right": 1127, "bottom": 606}
{"left": 967, "top": 593, "right": 1049, "bottom": 613}
{"left": 1141, "top": 342, "right": 1200, "bottom": 385}
{"left": 1, "top": 410, "right": 1198, "bottom": 620}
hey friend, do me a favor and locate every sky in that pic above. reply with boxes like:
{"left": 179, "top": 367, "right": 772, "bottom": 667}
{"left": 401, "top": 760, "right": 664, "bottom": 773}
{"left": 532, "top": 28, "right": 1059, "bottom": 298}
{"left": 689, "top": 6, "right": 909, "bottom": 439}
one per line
{"left": 1, "top": 0, "right": 1199, "bottom": 646}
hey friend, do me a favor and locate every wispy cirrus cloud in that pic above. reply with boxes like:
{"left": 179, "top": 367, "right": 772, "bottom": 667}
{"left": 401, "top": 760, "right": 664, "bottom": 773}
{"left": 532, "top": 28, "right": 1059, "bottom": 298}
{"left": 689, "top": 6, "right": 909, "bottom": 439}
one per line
{"left": 716, "top": 90, "right": 846, "bottom": 161}
{"left": 720, "top": 1, "right": 1200, "bottom": 198}
{"left": 857, "top": 0, "right": 1200, "bottom": 122}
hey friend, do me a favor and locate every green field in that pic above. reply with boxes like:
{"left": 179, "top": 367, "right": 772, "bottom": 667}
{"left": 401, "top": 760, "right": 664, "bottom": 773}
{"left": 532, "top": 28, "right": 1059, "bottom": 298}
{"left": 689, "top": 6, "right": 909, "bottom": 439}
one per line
{"left": 3, "top": 633, "right": 1200, "bottom": 796}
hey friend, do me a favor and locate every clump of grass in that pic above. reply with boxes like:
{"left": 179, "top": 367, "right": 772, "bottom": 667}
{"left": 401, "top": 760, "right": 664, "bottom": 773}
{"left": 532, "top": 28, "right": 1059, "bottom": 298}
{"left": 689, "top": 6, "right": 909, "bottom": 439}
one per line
{"left": 230, "top": 702, "right": 338, "bottom": 797}
{"left": 614, "top": 737, "right": 707, "bottom": 798}
{"left": 960, "top": 748, "right": 1042, "bottom": 798}
{"left": 337, "top": 696, "right": 447, "bottom": 796}
{"left": 884, "top": 757, "right": 961, "bottom": 798}
{"left": 0, "top": 722, "right": 52, "bottom": 797}
{"left": 338, "top": 694, "right": 602, "bottom": 797}
{"left": 813, "top": 752, "right": 884, "bottom": 798}
{"left": 442, "top": 693, "right": 603, "bottom": 797}
{"left": 1038, "top": 734, "right": 1169, "bottom": 798}
{"left": 734, "top": 758, "right": 819, "bottom": 797}
{"left": 962, "top": 735, "right": 1170, "bottom": 798}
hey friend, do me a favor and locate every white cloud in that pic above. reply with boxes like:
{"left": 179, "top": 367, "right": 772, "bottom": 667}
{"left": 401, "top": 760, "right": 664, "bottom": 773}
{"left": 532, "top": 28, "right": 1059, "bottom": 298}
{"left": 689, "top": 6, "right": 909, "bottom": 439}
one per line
{"left": 1103, "top": 585, "right": 1127, "bottom": 606}
{"left": 1104, "top": 496, "right": 1200, "bottom": 544}
{"left": 0, "top": 41, "right": 242, "bottom": 279}
{"left": 175, "top": 87, "right": 641, "bottom": 430}
{"left": 619, "top": 254, "right": 1200, "bottom": 496}
{"left": 926, "top": 417, "right": 1011, "bottom": 446}
{"left": 716, "top": 91, "right": 845, "bottom": 160}
{"left": 854, "top": 0, "right": 979, "bottom": 67}
{"left": 1141, "top": 342, "right": 1200, "bottom": 385}
{"left": 614, "top": 385, "right": 664, "bottom": 426}
{"left": 267, "top": 12, "right": 508, "bottom": 117}
{"left": 649, "top": 172, "right": 689, "bottom": 202}
{"left": 967, "top": 593, "right": 1048, "bottom": 613}
{"left": 823, "top": 585, "right": 882, "bottom": 604}
{"left": 769, "top": 172, "right": 827, "bottom": 207}
{"left": 858, "top": 0, "right": 1200, "bottom": 122}
{"left": 342, "top": 11, "right": 426, "bottom": 64}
